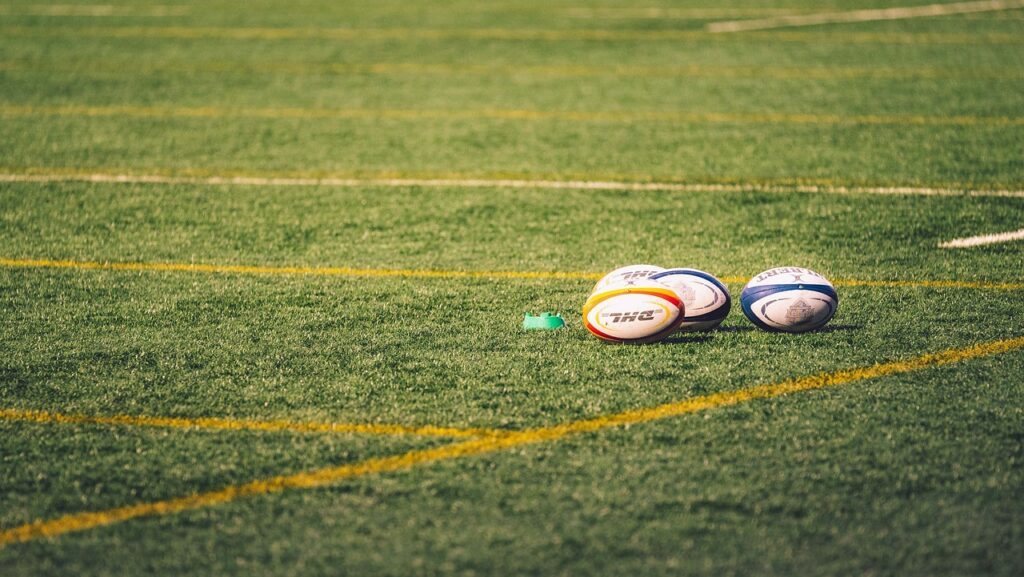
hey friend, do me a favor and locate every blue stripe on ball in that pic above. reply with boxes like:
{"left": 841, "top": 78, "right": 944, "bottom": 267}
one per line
{"left": 741, "top": 284, "right": 838, "bottom": 303}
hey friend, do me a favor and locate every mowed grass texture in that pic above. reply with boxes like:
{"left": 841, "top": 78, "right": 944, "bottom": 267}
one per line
{"left": 1, "top": 1, "right": 1024, "bottom": 575}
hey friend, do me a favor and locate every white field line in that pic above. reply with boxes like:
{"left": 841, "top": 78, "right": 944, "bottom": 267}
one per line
{"left": 939, "top": 228, "right": 1024, "bottom": 248}
{"left": 707, "top": 0, "right": 1024, "bottom": 32}
{"left": 0, "top": 4, "right": 188, "bottom": 17}
{"left": 563, "top": 7, "right": 817, "bottom": 20}
{"left": 1, "top": 172, "right": 1024, "bottom": 198}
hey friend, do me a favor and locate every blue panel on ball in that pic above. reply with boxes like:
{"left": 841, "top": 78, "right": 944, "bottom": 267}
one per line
{"left": 741, "top": 284, "right": 838, "bottom": 303}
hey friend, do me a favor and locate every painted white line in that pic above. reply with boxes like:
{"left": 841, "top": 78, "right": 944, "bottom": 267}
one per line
{"left": 564, "top": 8, "right": 816, "bottom": 20}
{"left": 939, "top": 228, "right": 1024, "bottom": 248}
{"left": 0, "top": 4, "right": 188, "bottom": 17}
{"left": 1, "top": 172, "right": 1023, "bottom": 198}
{"left": 707, "top": 0, "right": 1024, "bottom": 33}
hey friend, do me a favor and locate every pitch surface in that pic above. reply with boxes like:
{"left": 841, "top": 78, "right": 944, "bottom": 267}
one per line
{"left": 1, "top": 1, "right": 1023, "bottom": 575}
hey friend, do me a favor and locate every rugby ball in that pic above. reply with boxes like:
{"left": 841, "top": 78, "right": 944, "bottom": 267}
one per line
{"left": 583, "top": 279, "right": 685, "bottom": 344}
{"left": 650, "top": 268, "right": 731, "bottom": 332}
{"left": 591, "top": 264, "right": 665, "bottom": 295}
{"left": 740, "top": 267, "right": 838, "bottom": 333}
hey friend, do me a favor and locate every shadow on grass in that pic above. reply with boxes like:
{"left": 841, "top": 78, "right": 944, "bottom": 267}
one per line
{"left": 597, "top": 325, "right": 863, "bottom": 345}
{"left": 659, "top": 335, "right": 715, "bottom": 345}
{"left": 714, "top": 324, "right": 862, "bottom": 334}
{"left": 813, "top": 324, "right": 862, "bottom": 333}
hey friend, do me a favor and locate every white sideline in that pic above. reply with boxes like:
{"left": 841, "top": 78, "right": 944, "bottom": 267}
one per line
{"left": 707, "top": 0, "right": 1024, "bottom": 33}
{"left": 0, "top": 5, "right": 188, "bottom": 17}
{"left": 1, "top": 172, "right": 1024, "bottom": 198}
{"left": 939, "top": 228, "right": 1024, "bottom": 248}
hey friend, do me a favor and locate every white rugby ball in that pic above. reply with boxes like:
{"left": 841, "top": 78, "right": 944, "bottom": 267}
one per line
{"left": 650, "top": 268, "right": 732, "bottom": 332}
{"left": 583, "top": 279, "right": 685, "bottom": 344}
{"left": 591, "top": 264, "right": 665, "bottom": 295}
{"left": 740, "top": 267, "right": 838, "bottom": 333}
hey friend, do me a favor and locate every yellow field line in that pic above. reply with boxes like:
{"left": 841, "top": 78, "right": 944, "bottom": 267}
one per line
{"left": 3, "top": 60, "right": 1021, "bottom": 81}
{"left": 0, "top": 408, "right": 507, "bottom": 439}
{"left": 0, "top": 257, "right": 602, "bottom": 281}
{"left": 3, "top": 335, "right": 1023, "bottom": 547}
{"left": 0, "top": 258, "right": 1019, "bottom": 291}
{"left": 2, "top": 103, "right": 1022, "bottom": 127}
{"left": 832, "top": 278, "right": 1024, "bottom": 290}
{"left": 1, "top": 25, "right": 1022, "bottom": 45}
{"left": 2, "top": 257, "right": 1023, "bottom": 290}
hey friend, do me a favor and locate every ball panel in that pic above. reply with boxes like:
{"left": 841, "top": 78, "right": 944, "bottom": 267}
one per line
{"left": 582, "top": 317, "right": 622, "bottom": 342}
{"left": 740, "top": 284, "right": 838, "bottom": 305}
{"left": 584, "top": 281, "right": 683, "bottom": 314}
{"left": 583, "top": 280, "right": 685, "bottom": 343}
{"left": 739, "top": 293, "right": 776, "bottom": 332}
{"left": 744, "top": 266, "right": 834, "bottom": 290}
{"left": 741, "top": 288, "right": 838, "bottom": 333}
{"left": 586, "top": 296, "right": 677, "bottom": 339}
{"left": 650, "top": 268, "right": 732, "bottom": 331}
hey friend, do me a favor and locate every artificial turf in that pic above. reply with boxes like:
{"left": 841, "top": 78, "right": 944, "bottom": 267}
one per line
{"left": 1, "top": 1, "right": 1023, "bottom": 576}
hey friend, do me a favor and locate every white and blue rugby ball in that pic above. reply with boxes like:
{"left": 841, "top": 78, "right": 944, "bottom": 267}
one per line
{"left": 740, "top": 267, "right": 838, "bottom": 333}
{"left": 650, "top": 268, "right": 731, "bottom": 332}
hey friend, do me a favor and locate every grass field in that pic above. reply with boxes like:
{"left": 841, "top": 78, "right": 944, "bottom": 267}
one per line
{"left": 1, "top": 1, "right": 1023, "bottom": 575}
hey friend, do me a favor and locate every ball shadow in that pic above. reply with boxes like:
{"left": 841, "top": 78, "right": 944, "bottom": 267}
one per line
{"left": 811, "top": 324, "right": 862, "bottom": 333}
{"left": 661, "top": 324, "right": 863, "bottom": 343}
{"left": 715, "top": 324, "right": 862, "bottom": 334}
{"left": 659, "top": 335, "right": 715, "bottom": 345}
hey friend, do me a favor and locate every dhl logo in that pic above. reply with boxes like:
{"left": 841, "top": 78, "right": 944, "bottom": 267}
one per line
{"left": 601, "top": 310, "right": 659, "bottom": 323}
{"left": 619, "top": 270, "right": 660, "bottom": 280}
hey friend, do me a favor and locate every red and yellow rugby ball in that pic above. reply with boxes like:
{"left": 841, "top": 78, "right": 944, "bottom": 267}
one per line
{"left": 583, "top": 280, "right": 686, "bottom": 344}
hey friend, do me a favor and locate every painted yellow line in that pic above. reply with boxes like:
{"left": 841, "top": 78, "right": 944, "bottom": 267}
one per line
{"left": 2, "top": 257, "right": 1023, "bottom": 291}
{"left": 4, "top": 335, "right": 1023, "bottom": 547}
{"left": 831, "top": 278, "right": 1024, "bottom": 291}
{"left": 0, "top": 408, "right": 506, "bottom": 439}
{"left": 1, "top": 25, "right": 1022, "bottom": 45}
{"left": 3, "top": 60, "right": 1021, "bottom": 81}
{"left": 0, "top": 257, "right": 602, "bottom": 282}
{"left": 2, "top": 103, "right": 1022, "bottom": 127}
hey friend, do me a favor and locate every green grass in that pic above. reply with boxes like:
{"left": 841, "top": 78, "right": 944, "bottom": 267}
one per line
{"left": 1, "top": 1, "right": 1023, "bottom": 575}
